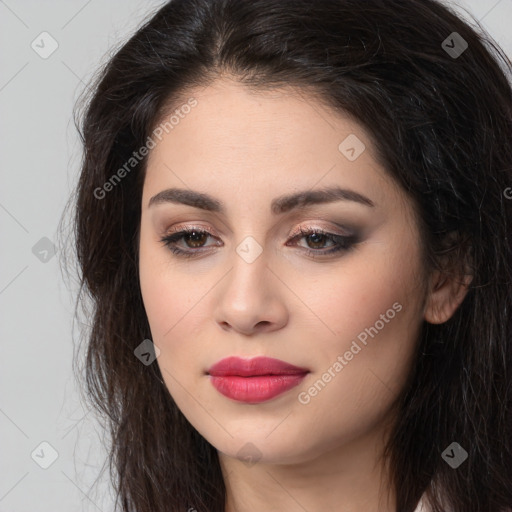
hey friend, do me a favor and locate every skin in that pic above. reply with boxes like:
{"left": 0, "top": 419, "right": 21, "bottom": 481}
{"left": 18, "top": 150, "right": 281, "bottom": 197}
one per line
{"left": 138, "top": 78, "right": 471, "bottom": 512}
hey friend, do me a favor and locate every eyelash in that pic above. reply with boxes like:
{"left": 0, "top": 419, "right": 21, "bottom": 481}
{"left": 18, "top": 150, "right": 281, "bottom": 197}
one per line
{"left": 159, "top": 226, "right": 358, "bottom": 259}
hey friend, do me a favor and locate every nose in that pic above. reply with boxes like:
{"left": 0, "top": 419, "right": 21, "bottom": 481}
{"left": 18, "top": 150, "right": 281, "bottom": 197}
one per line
{"left": 213, "top": 251, "right": 289, "bottom": 336}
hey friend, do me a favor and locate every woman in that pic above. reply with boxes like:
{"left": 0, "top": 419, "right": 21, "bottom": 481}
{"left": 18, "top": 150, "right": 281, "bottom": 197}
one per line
{"left": 66, "top": 0, "right": 512, "bottom": 510}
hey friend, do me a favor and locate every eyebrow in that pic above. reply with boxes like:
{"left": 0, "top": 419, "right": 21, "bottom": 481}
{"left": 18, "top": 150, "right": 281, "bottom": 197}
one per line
{"left": 148, "top": 186, "right": 375, "bottom": 214}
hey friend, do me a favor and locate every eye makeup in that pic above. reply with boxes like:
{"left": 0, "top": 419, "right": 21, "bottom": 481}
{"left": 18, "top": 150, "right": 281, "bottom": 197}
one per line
{"left": 159, "top": 224, "right": 360, "bottom": 260}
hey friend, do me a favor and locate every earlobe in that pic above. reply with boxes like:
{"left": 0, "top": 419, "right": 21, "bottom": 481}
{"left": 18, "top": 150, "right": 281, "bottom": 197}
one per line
{"left": 423, "top": 269, "right": 473, "bottom": 324}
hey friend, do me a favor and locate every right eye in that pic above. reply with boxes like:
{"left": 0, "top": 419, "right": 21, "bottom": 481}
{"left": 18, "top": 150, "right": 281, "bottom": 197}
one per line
{"left": 160, "top": 227, "right": 220, "bottom": 258}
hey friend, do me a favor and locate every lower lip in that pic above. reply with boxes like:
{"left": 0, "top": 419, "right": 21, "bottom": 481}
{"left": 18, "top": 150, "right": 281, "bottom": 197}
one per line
{"left": 208, "top": 373, "right": 308, "bottom": 403}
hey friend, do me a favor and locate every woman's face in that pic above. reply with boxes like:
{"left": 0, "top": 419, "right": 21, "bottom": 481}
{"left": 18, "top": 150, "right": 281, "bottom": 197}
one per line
{"left": 138, "top": 78, "right": 429, "bottom": 466}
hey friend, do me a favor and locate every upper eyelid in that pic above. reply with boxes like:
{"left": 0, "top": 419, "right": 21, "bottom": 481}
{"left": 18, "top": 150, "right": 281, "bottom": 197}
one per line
{"left": 164, "top": 224, "right": 352, "bottom": 239}
{"left": 161, "top": 227, "right": 354, "bottom": 253}
{"left": 160, "top": 225, "right": 359, "bottom": 259}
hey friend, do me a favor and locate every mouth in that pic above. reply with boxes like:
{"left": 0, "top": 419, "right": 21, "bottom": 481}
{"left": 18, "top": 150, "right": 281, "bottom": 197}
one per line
{"left": 207, "top": 355, "right": 310, "bottom": 377}
{"left": 207, "top": 356, "right": 310, "bottom": 403}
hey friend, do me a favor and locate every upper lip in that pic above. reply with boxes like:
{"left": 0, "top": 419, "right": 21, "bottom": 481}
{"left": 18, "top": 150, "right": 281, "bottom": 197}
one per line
{"left": 207, "top": 356, "right": 310, "bottom": 377}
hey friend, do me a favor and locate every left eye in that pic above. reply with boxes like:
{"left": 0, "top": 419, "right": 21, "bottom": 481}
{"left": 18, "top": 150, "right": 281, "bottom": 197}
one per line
{"left": 160, "top": 227, "right": 357, "bottom": 258}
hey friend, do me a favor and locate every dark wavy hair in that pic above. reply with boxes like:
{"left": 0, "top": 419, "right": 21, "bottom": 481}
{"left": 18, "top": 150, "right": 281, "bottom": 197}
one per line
{"left": 60, "top": 0, "right": 512, "bottom": 510}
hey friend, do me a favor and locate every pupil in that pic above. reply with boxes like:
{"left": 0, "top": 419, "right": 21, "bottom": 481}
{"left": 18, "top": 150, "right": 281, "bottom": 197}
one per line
{"left": 186, "top": 231, "right": 207, "bottom": 247}
{"left": 308, "top": 233, "right": 325, "bottom": 248}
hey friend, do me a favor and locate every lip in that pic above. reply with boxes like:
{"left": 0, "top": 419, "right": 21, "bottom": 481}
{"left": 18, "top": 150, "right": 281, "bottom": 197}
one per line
{"left": 207, "top": 356, "right": 309, "bottom": 403}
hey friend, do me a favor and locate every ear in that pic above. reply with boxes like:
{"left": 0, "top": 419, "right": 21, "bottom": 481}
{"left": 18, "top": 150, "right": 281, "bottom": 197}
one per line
{"left": 423, "top": 233, "right": 473, "bottom": 324}
{"left": 423, "top": 270, "right": 473, "bottom": 324}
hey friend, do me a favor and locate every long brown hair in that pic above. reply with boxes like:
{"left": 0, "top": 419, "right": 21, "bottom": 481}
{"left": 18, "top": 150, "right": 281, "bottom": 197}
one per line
{"left": 61, "top": 0, "right": 512, "bottom": 510}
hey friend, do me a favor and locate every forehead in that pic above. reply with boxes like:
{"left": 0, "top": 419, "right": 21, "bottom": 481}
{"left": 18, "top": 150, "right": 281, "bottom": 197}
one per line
{"left": 142, "top": 79, "right": 404, "bottom": 215}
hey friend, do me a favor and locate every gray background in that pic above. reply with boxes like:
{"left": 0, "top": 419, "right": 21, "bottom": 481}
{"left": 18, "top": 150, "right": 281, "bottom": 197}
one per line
{"left": 1, "top": 1, "right": 511, "bottom": 510}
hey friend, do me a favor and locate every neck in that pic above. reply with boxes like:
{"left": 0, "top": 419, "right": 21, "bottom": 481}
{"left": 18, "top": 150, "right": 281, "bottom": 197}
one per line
{"left": 219, "top": 417, "right": 396, "bottom": 512}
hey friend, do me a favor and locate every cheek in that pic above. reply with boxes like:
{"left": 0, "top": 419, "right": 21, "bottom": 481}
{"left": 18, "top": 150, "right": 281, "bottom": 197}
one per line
{"left": 139, "top": 225, "right": 197, "bottom": 336}
{"left": 290, "top": 242, "right": 424, "bottom": 440}
{"left": 138, "top": 232, "right": 212, "bottom": 388}
{"left": 139, "top": 231, "right": 185, "bottom": 361}
{"left": 139, "top": 268, "right": 206, "bottom": 357}
{"left": 293, "top": 236, "right": 424, "bottom": 359}
{"left": 291, "top": 276, "right": 422, "bottom": 459}
{"left": 139, "top": 259, "right": 203, "bottom": 411}
{"left": 139, "top": 234, "right": 169, "bottom": 335}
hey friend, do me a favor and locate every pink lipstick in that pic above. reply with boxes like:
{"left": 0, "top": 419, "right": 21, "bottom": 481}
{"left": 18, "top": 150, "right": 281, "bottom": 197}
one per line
{"left": 207, "top": 356, "right": 309, "bottom": 403}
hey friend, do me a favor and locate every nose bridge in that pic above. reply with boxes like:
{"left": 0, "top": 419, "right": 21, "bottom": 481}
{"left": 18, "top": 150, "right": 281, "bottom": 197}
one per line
{"left": 225, "top": 236, "right": 271, "bottom": 307}
{"left": 213, "top": 235, "right": 288, "bottom": 334}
